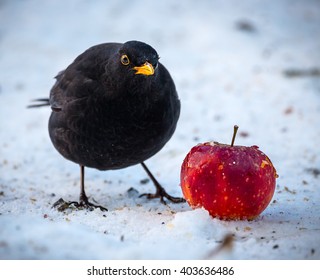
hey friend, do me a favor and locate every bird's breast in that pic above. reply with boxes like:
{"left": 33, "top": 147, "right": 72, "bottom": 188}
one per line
{"left": 49, "top": 94, "right": 177, "bottom": 170}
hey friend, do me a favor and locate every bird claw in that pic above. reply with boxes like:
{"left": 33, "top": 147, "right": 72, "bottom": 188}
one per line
{"left": 139, "top": 162, "right": 186, "bottom": 205}
{"left": 139, "top": 189, "right": 186, "bottom": 205}
{"left": 52, "top": 197, "right": 108, "bottom": 212}
{"left": 71, "top": 200, "right": 108, "bottom": 212}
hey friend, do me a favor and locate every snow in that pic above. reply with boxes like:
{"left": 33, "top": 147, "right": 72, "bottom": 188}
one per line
{"left": 0, "top": 0, "right": 320, "bottom": 260}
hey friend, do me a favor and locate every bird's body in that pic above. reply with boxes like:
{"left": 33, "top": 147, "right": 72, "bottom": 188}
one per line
{"left": 49, "top": 42, "right": 179, "bottom": 170}
{"left": 30, "top": 40, "right": 183, "bottom": 209}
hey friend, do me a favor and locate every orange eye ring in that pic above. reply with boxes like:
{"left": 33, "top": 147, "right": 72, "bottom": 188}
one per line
{"left": 120, "top": 54, "right": 130, "bottom": 65}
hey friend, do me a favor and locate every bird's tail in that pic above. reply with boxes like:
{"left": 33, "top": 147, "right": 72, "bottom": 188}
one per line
{"left": 27, "top": 98, "right": 50, "bottom": 108}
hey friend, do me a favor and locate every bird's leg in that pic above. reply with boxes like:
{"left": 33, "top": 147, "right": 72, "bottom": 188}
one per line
{"left": 53, "top": 165, "right": 107, "bottom": 211}
{"left": 76, "top": 165, "right": 108, "bottom": 211}
{"left": 139, "top": 162, "right": 185, "bottom": 204}
{"left": 78, "top": 164, "right": 90, "bottom": 205}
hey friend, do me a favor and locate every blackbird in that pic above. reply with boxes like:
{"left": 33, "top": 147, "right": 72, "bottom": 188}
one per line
{"left": 29, "top": 40, "right": 185, "bottom": 210}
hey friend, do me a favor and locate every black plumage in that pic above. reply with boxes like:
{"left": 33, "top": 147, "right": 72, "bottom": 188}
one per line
{"left": 29, "top": 40, "right": 184, "bottom": 210}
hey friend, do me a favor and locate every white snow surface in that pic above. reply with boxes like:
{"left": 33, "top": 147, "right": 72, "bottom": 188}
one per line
{"left": 0, "top": 0, "right": 320, "bottom": 260}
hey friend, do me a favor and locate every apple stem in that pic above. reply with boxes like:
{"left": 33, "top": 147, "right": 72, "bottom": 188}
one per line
{"left": 231, "top": 125, "right": 239, "bottom": 147}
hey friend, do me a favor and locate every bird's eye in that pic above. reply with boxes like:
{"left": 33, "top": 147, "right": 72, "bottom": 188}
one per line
{"left": 120, "top": 54, "right": 130, "bottom": 65}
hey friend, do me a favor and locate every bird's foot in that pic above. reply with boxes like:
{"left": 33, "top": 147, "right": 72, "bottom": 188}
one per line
{"left": 140, "top": 162, "right": 186, "bottom": 205}
{"left": 52, "top": 197, "right": 108, "bottom": 212}
{"left": 70, "top": 199, "right": 108, "bottom": 212}
{"left": 140, "top": 186, "right": 186, "bottom": 205}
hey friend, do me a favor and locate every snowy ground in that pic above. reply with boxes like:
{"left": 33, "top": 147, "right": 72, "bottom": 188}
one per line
{"left": 0, "top": 0, "right": 320, "bottom": 260}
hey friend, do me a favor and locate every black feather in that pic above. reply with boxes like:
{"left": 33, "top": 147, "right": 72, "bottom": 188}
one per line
{"left": 27, "top": 98, "right": 50, "bottom": 108}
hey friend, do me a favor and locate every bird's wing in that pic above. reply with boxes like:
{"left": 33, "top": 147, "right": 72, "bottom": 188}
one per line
{"left": 49, "top": 43, "right": 122, "bottom": 112}
{"left": 49, "top": 68, "right": 103, "bottom": 112}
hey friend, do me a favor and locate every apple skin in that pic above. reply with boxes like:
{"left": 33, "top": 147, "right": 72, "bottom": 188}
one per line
{"left": 180, "top": 142, "right": 278, "bottom": 220}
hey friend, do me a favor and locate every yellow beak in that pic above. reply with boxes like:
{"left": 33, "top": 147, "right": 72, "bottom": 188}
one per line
{"left": 133, "top": 62, "right": 154, "bottom": 76}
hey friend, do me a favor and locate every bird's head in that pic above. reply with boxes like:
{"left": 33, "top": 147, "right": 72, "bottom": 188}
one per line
{"left": 118, "top": 41, "right": 160, "bottom": 77}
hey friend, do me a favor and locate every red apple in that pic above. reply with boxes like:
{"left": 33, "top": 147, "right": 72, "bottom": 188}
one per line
{"left": 180, "top": 126, "right": 278, "bottom": 220}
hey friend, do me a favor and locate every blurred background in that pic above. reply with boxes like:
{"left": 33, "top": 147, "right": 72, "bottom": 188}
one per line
{"left": 0, "top": 0, "right": 319, "bottom": 259}
{"left": 1, "top": 0, "right": 319, "bottom": 144}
